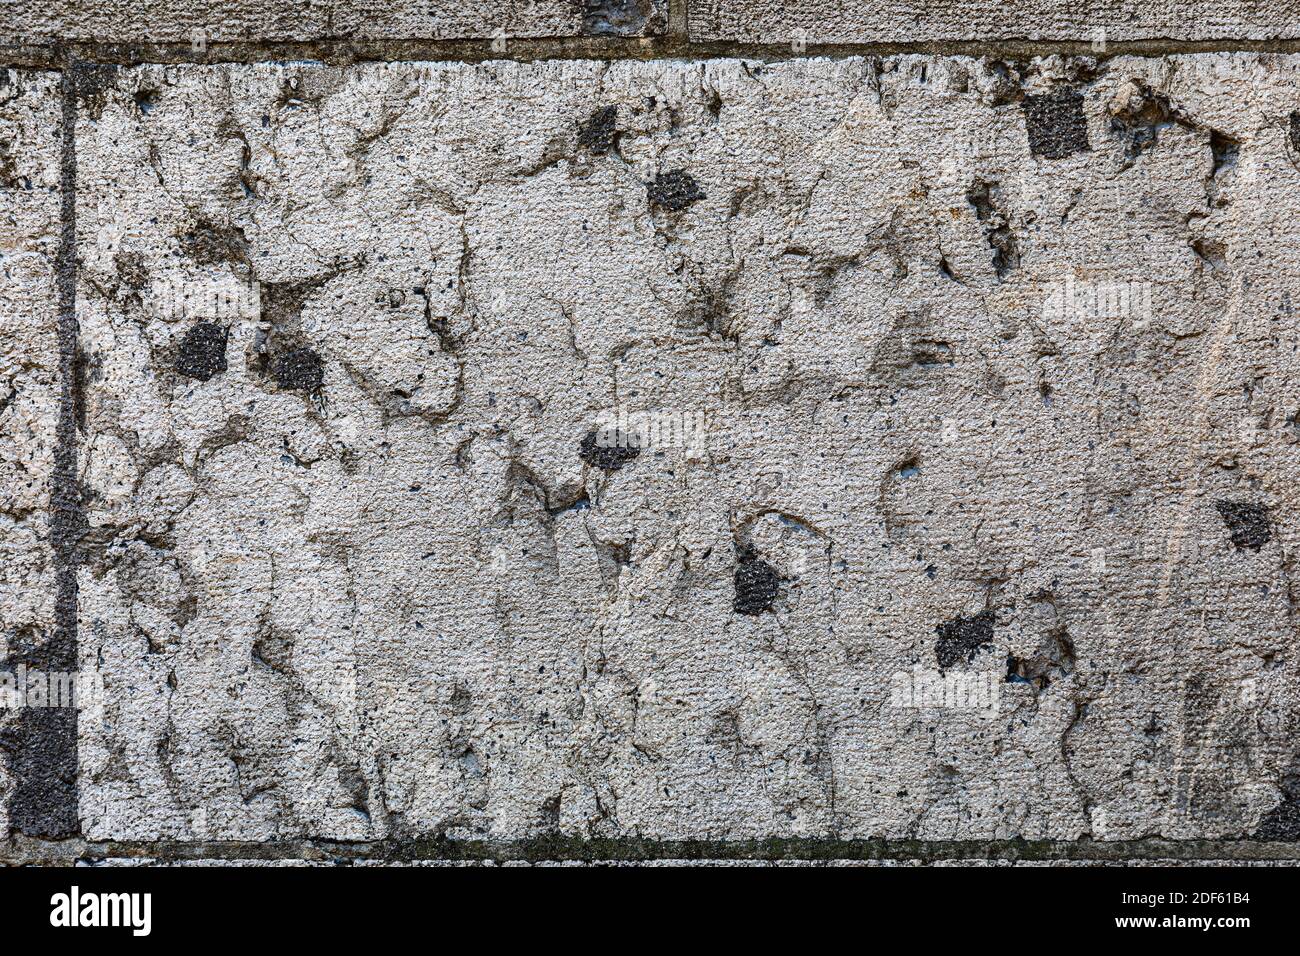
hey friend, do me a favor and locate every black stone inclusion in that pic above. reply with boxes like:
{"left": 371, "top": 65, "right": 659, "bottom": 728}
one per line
{"left": 175, "top": 322, "right": 228, "bottom": 382}
{"left": 579, "top": 429, "right": 640, "bottom": 471}
{"left": 272, "top": 348, "right": 325, "bottom": 392}
{"left": 935, "top": 610, "right": 995, "bottom": 670}
{"left": 734, "top": 548, "right": 779, "bottom": 615}
{"left": 1022, "top": 90, "right": 1090, "bottom": 159}
{"left": 1215, "top": 501, "right": 1271, "bottom": 551}
{"left": 579, "top": 105, "right": 619, "bottom": 155}
{"left": 1256, "top": 791, "right": 1300, "bottom": 839}
{"left": 647, "top": 170, "right": 705, "bottom": 211}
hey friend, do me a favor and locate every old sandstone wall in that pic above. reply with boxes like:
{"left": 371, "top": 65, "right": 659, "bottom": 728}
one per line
{"left": 1, "top": 2, "right": 1299, "bottom": 864}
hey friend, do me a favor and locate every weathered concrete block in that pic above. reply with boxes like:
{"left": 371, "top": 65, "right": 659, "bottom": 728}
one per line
{"left": 0, "top": 0, "right": 667, "bottom": 46}
{"left": 0, "top": 69, "right": 63, "bottom": 837}
{"left": 688, "top": 1, "right": 1300, "bottom": 44}
{"left": 55, "top": 53, "right": 1300, "bottom": 844}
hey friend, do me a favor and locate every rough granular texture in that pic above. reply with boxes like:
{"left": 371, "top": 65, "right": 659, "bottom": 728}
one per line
{"left": 1022, "top": 90, "right": 1090, "bottom": 159}
{"left": 687, "top": 1, "right": 1300, "bottom": 42}
{"left": 578, "top": 105, "right": 619, "bottom": 155}
{"left": 14, "top": 55, "right": 1296, "bottom": 847}
{"left": 935, "top": 610, "right": 996, "bottom": 670}
{"left": 174, "top": 322, "right": 229, "bottom": 382}
{"left": 578, "top": 429, "right": 640, "bottom": 471}
{"left": 271, "top": 347, "right": 324, "bottom": 392}
{"left": 0, "top": 70, "right": 62, "bottom": 840}
{"left": 0, "top": 0, "right": 667, "bottom": 44}
{"left": 733, "top": 549, "right": 780, "bottom": 615}
{"left": 180, "top": 221, "right": 248, "bottom": 267}
{"left": 1214, "top": 501, "right": 1272, "bottom": 551}
{"left": 1290, "top": 111, "right": 1300, "bottom": 156}
{"left": 646, "top": 170, "right": 705, "bottom": 211}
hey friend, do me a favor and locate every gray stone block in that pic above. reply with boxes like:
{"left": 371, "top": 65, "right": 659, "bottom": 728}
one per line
{"left": 0, "top": 0, "right": 667, "bottom": 46}
{"left": 0, "top": 69, "right": 63, "bottom": 837}
{"left": 688, "top": 1, "right": 1300, "bottom": 44}
{"left": 64, "top": 53, "right": 1300, "bottom": 844}
{"left": 0, "top": 52, "right": 1289, "bottom": 848}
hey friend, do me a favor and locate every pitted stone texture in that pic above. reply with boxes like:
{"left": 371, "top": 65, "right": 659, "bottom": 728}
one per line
{"left": 0, "top": 70, "right": 62, "bottom": 837}
{"left": 689, "top": 1, "right": 1300, "bottom": 43}
{"left": 0, "top": 0, "right": 666, "bottom": 45}
{"left": 74, "top": 55, "right": 1300, "bottom": 843}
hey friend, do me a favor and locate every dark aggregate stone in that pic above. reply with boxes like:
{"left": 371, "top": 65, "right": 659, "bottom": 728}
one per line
{"left": 0, "top": 627, "right": 78, "bottom": 838}
{"left": 272, "top": 347, "right": 324, "bottom": 392}
{"left": 578, "top": 105, "right": 619, "bottom": 155}
{"left": 1215, "top": 500, "right": 1271, "bottom": 551}
{"left": 1023, "top": 90, "right": 1090, "bottom": 159}
{"left": 174, "top": 321, "right": 228, "bottom": 382}
{"left": 734, "top": 548, "right": 779, "bottom": 615}
{"left": 579, "top": 429, "right": 640, "bottom": 471}
{"left": 647, "top": 170, "right": 705, "bottom": 212}
{"left": 935, "top": 609, "right": 996, "bottom": 670}
{"left": 1255, "top": 790, "right": 1300, "bottom": 840}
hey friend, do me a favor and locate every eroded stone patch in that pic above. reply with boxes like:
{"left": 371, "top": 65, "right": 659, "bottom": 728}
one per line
{"left": 966, "top": 179, "right": 1019, "bottom": 278}
{"left": 582, "top": 0, "right": 659, "bottom": 36}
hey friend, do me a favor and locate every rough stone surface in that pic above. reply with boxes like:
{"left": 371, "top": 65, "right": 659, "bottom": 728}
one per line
{"left": 0, "top": 0, "right": 667, "bottom": 45}
{"left": 0, "top": 50, "right": 1286, "bottom": 856}
{"left": 0, "top": 69, "right": 61, "bottom": 839}
{"left": 688, "top": 1, "right": 1300, "bottom": 44}
{"left": 57, "top": 54, "right": 1300, "bottom": 845}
